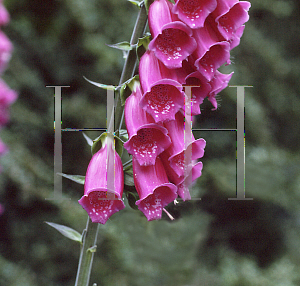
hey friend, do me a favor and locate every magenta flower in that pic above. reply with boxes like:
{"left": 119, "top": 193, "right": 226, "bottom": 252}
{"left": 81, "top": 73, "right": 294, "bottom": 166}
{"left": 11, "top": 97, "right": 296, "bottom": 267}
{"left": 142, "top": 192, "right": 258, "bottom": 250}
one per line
{"left": 192, "top": 24, "right": 231, "bottom": 81}
{"left": 148, "top": 0, "right": 197, "bottom": 68}
{"left": 139, "top": 50, "right": 185, "bottom": 122}
{"left": 78, "top": 139, "right": 125, "bottom": 224}
{"left": 123, "top": 84, "right": 171, "bottom": 166}
{"left": 163, "top": 112, "right": 206, "bottom": 177}
{"left": 172, "top": 0, "right": 217, "bottom": 29}
{"left": 213, "top": 0, "right": 251, "bottom": 41}
{"left": 133, "top": 156, "right": 177, "bottom": 221}
{"left": 0, "top": 0, "right": 10, "bottom": 26}
{"left": 0, "top": 31, "right": 12, "bottom": 74}
{"left": 176, "top": 60, "right": 212, "bottom": 115}
{"left": 208, "top": 70, "right": 233, "bottom": 110}
{"left": 161, "top": 151, "right": 203, "bottom": 200}
{"left": 0, "top": 79, "right": 17, "bottom": 126}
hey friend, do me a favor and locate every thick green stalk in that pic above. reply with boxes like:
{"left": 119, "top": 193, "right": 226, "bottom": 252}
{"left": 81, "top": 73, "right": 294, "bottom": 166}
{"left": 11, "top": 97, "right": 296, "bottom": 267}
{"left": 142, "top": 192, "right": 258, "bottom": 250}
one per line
{"left": 74, "top": 3, "right": 148, "bottom": 286}
{"left": 74, "top": 219, "right": 99, "bottom": 286}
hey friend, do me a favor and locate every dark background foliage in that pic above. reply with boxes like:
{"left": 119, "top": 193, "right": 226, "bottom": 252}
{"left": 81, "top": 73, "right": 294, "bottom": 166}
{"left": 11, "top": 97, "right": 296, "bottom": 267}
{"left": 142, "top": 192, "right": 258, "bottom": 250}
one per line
{"left": 1, "top": 0, "right": 300, "bottom": 285}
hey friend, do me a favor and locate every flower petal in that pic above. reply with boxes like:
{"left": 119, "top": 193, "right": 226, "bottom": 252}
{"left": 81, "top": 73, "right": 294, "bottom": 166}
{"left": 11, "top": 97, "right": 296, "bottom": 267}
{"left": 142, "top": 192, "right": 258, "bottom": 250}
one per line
{"left": 172, "top": 0, "right": 217, "bottom": 29}
{"left": 133, "top": 157, "right": 177, "bottom": 221}
{"left": 79, "top": 143, "right": 125, "bottom": 224}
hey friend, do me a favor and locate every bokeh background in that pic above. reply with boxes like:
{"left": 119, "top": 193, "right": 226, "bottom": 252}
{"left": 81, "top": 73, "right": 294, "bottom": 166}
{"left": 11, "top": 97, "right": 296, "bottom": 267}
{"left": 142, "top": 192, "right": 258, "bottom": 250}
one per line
{"left": 1, "top": 0, "right": 300, "bottom": 285}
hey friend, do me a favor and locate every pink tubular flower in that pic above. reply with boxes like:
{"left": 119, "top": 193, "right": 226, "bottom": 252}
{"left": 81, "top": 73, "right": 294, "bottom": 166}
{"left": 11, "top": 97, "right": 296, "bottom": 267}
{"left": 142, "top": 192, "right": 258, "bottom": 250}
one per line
{"left": 78, "top": 140, "right": 125, "bottom": 224}
{"left": 172, "top": 0, "right": 217, "bottom": 29}
{"left": 123, "top": 84, "right": 171, "bottom": 166}
{"left": 208, "top": 70, "right": 233, "bottom": 110}
{"left": 0, "top": 31, "right": 13, "bottom": 74}
{"left": 161, "top": 151, "right": 203, "bottom": 200}
{"left": 148, "top": 0, "right": 197, "bottom": 68}
{"left": 139, "top": 50, "right": 185, "bottom": 122}
{"left": 0, "top": 0, "right": 10, "bottom": 26}
{"left": 0, "top": 79, "right": 17, "bottom": 126}
{"left": 133, "top": 156, "right": 177, "bottom": 221}
{"left": 213, "top": 0, "right": 251, "bottom": 41}
{"left": 163, "top": 112, "right": 206, "bottom": 177}
{"left": 192, "top": 24, "right": 231, "bottom": 81}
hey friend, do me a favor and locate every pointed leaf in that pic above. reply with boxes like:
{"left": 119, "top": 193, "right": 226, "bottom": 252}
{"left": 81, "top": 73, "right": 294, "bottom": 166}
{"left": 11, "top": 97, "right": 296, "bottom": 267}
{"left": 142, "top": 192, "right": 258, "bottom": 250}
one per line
{"left": 45, "top": 222, "right": 82, "bottom": 243}
{"left": 106, "top": 41, "right": 133, "bottom": 52}
{"left": 57, "top": 173, "right": 85, "bottom": 185}
{"left": 83, "top": 132, "right": 93, "bottom": 147}
{"left": 83, "top": 76, "right": 116, "bottom": 91}
{"left": 128, "top": 0, "right": 142, "bottom": 6}
{"left": 137, "top": 33, "right": 151, "bottom": 59}
{"left": 120, "top": 75, "right": 140, "bottom": 106}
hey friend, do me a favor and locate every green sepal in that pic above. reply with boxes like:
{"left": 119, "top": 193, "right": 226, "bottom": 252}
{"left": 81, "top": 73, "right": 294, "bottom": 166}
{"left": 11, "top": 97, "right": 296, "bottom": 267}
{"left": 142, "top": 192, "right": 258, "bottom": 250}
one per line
{"left": 125, "top": 188, "right": 140, "bottom": 210}
{"left": 123, "top": 162, "right": 139, "bottom": 210}
{"left": 83, "top": 76, "right": 116, "bottom": 91}
{"left": 119, "top": 129, "right": 129, "bottom": 142}
{"left": 168, "top": 0, "right": 175, "bottom": 3}
{"left": 137, "top": 33, "right": 151, "bottom": 59}
{"left": 87, "top": 245, "right": 97, "bottom": 253}
{"left": 106, "top": 41, "right": 133, "bottom": 52}
{"left": 57, "top": 173, "right": 85, "bottom": 185}
{"left": 144, "top": 0, "right": 155, "bottom": 13}
{"left": 45, "top": 222, "right": 82, "bottom": 244}
{"left": 120, "top": 75, "right": 140, "bottom": 106}
{"left": 91, "top": 132, "right": 124, "bottom": 158}
{"left": 128, "top": 0, "right": 143, "bottom": 7}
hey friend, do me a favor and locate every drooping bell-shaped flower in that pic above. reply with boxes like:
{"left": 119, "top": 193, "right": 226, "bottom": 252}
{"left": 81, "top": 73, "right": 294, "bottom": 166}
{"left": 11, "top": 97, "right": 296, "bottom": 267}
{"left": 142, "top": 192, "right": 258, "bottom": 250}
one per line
{"left": 123, "top": 84, "right": 171, "bottom": 166}
{"left": 0, "top": 0, "right": 9, "bottom": 26}
{"left": 172, "top": 0, "right": 217, "bottom": 29}
{"left": 191, "top": 23, "right": 231, "bottom": 81}
{"left": 0, "top": 79, "right": 18, "bottom": 126}
{"left": 163, "top": 112, "right": 206, "bottom": 177}
{"left": 176, "top": 60, "right": 212, "bottom": 115}
{"left": 139, "top": 50, "right": 185, "bottom": 122}
{"left": 133, "top": 156, "right": 177, "bottom": 221}
{"left": 161, "top": 151, "right": 203, "bottom": 201}
{"left": 148, "top": 0, "right": 197, "bottom": 68}
{"left": 208, "top": 70, "right": 233, "bottom": 110}
{"left": 0, "top": 31, "right": 12, "bottom": 74}
{"left": 212, "top": 0, "right": 251, "bottom": 42}
{"left": 79, "top": 138, "right": 125, "bottom": 224}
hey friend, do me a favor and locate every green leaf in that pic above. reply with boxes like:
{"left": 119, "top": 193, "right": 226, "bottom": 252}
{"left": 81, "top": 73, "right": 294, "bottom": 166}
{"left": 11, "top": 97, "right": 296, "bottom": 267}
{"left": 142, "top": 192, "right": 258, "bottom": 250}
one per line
{"left": 128, "top": 0, "right": 142, "bottom": 6}
{"left": 137, "top": 33, "right": 151, "bottom": 59}
{"left": 57, "top": 173, "right": 85, "bottom": 185}
{"left": 45, "top": 222, "right": 82, "bottom": 244}
{"left": 106, "top": 41, "right": 133, "bottom": 52}
{"left": 83, "top": 132, "right": 93, "bottom": 147}
{"left": 91, "top": 132, "right": 108, "bottom": 155}
{"left": 120, "top": 75, "right": 140, "bottom": 106}
{"left": 119, "top": 129, "right": 129, "bottom": 142}
{"left": 124, "top": 187, "right": 139, "bottom": 210}
{"left": 168, "top": 0, "right": 175, "bottom": 3}
{"left": 83, "top": 76, "right": 116, "bottom": 91}
{"left": 91, "top": 132, "right": 124, "bottom": 158}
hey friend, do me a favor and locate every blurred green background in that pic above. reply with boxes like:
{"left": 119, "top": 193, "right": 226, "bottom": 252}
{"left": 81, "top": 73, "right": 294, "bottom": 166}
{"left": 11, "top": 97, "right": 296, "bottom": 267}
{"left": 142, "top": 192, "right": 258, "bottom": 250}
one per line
{"left": 1, "top": 0, "right": 300, "bottom": 285}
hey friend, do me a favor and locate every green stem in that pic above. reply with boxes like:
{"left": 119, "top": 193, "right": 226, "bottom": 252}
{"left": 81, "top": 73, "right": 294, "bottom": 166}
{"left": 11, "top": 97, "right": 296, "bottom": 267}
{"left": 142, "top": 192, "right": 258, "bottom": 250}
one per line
{"left": 115, "top": 2, "right": 148, "bottom": 132}
{"left": 74, "top": 4, "right": 148, "bottom": 286}
{"left": 74, "top": 218, "right": 99, "bottom": 286}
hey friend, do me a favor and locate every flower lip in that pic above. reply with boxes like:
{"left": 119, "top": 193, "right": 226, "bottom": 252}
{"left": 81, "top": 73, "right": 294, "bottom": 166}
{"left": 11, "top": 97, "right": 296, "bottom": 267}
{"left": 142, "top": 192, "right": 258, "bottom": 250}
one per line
{"left": 78, "top": 143, "right": 125, "bottom": 224}
{"left": 132, "top": 157, "right": 177, "bottom": 221}
{"left": 140, "top": 79, "right": 185, "bottom": 123}
{"left": 172, "top": 0, "right": 218, "bottom": 29}
{"left": 149, "top": 21, "right": 197, "bottom": 69}
{"left": 124, "top": 123, "right": 171, "bottom": 166}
